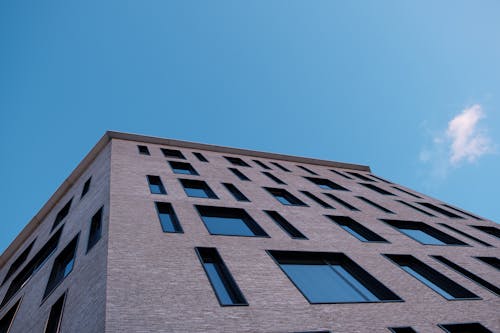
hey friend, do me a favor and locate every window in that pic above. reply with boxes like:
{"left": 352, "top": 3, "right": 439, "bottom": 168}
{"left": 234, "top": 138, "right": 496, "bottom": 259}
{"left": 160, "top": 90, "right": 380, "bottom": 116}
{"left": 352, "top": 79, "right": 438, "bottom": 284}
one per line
{"left": 224, "top": 156, "right": 250, "bottom": 167}
{"left": 253, "top": 159, "right": 271, "bottom": 170}
{"left": 431, "top": 255, "right": 500, "bottom": 296}
{"left": 81, "top": 177, "right": 91, "bottom": 198}
{"left": 265, "top": 211, "right": 307, "bottom": 239}
{"left": 381, "top": 219, "right": 467, "bottom": 245}
{"left": 326, "top": 215, "right": 387, "bottom": 242}
{"left": 1, "top": 226, "right": 63, "bottom": 307}
{"left": 346, "top": 171, "right": 375, "bottom": 182}
{"left": 265, "top": 187, "right": 307, "bottom": 206}
{"left": 388, "top": 328, "right": 417, "bottom": 333}
{"left": 161, "top": 148, "right": 185, "bottom": 159}
{"left": 196, "top": 205, "right": 268, "bottom": 237}
{"left": 222, "top": 183, "right": 249, "bottom": 202}
{"left": 438, "top": 223, "right": 492, "bottom": 247}
{"left": 305, "top": 177, "right": 348, "bottom": 191}
{"left": 356, "top": 196, "right": 394, "bottom": 214}
{"left": 193, "top": 152, "right": 208, "bottom": 162}
{"left": 228, "top": 168, "right": 250, "bottom": 181}
{"left": 442, "top": 204, "right": 482, "bottom": 220}
{"left": 396, "top": 200, "right": 435, "bottom": 217}
{"left": 52, "top": 198, "right": 73, "bottom": 231}
{"left": 384, "top": 254, "right": 479, "bottom": 300}
{"left": 392, "top": 187, "right": 422, "bottom": 199}
{"left": 268, "top": 250, "right": 401, "bottom": 303}
{"left": 2, "top": 239, "right": 36, "bottom": 286}
{"left": 475, "top": 257, "right": 500, "bottom": 270}
{"left": 87, "top": 207, "right": 103, "bottom": 252}
{"left": 438, "top": 322, "right": 493, "bottom": 333}
{"left": 137, "top": 145, "right": 150, "bottom": 155}
{"left": 297, "top": 165, "right": 317, "bottom": 175}
{"left": 44, "top": 235, "right": 79, "bottom": 299}
{"left": 147, "top": 175, "right": 167, "bottom": 194}
{"left": 195, "top": 247, "right": 247, "bottom": 306}
{"left": 0, "top": 298, "right": 21, "bottom": 333}
{"left": 323, "top": 193, "right": 359, "bottom": 211}
{"left": 44, "top": 292, "right": 66, "bottom": 333}
{"left": 416, "top": 202, "right": 463, "bottom": 219}
{"left": 470, "top": 225, "right": 500, "bottom": 239}
{"left": 168, "top": 161, "right": 198, "bottom": 175}
{"left": 359, "top": 183, "right": 395, "bottom": 196}
{"left": 155, "top": 202, "right": 183, "bottom": 233}
{"left": 368, "top": 174, "right": 392, "bottom": 183}
{"left": 271, "top": 162, "right": 291, "bottom": 172}
{"left": 300, "top": 191, "right": 333, "bottom": 209}
{"left": 330, "top": 169, "right": 353, "bottom": 179}
{"left": 179, "top": 179, "right": 218, "bottom": 199}
{"left": 262, "top": 171, "right": 286, "bottom": 185}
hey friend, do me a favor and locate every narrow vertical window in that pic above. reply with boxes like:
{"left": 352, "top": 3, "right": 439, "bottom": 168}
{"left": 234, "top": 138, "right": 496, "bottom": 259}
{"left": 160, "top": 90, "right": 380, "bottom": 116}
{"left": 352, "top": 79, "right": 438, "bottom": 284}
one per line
{"left": 147, "top": 175, "right": 167, "bottom": 194}
{"left": 222, "top": 183, "right": 249, "bottom": 202}
{"left": 356, "top": 196, "right": 394, "bottom": 214}
{"left": 253, "top": 160, "right": 271, "bottom": 170}
{"left": 300, "top": 191, "right": 333, "bottom": 209}
{"left": 271, "top": 162, "right": 291, "bottom": 172}
{"left": 87, "top": 207, "right": 103, "bottom": 252}
{"left": 137, "top": 145, "right": 150, "bottom": 155}
{"left": 195, "top": 247, "right": 247, "bottom": 306}
{"left": 0, "top": 298, "right": 21, "bottom": 333}
{"left": 262, "top": 172, "right": 286, "bottom": 185}
{"left": 297, "top": 165, "right": 318, "bottom": 175}
{"left": 2, "top": 239, "right": 36, "bottom": 286}
{"left": 44, "top": 235, "right": 79, "bottom": 299}
{"left": 155, "top": 202, "right": 183, "bottom": 233}
{"left": 228, "top": 168, "right": 250, "bottom": 181}
{"left": 44, "top": 292, "right": 66, "bottom": 333}
{"left": 80, "top": 177, "right": 91, "bottom": 198}
{"left": 193, "top": 152, "right": 208, "bottom": 162}
{"left": 52, "top": 198, "right": 73, "bottom": 231}
{"left": 265, "top": 211, "right": 307, "bottom": 239}
{"left": 323, "top": 193, "right": 359, "bottom": 211}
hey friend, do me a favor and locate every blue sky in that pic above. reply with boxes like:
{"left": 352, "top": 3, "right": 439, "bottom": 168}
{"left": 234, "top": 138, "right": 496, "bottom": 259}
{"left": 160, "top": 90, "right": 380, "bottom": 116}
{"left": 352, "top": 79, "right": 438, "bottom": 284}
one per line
{"left": 1, "top": 1, "right": 499, "bottom": 253}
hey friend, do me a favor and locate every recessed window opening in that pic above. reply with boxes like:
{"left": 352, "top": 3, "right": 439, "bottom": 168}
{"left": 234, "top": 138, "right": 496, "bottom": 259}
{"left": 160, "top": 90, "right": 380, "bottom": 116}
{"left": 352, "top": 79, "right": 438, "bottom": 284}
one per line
{"left": 44, "top": 292, "right": 66, "bottom": 333}
{"left": 271, "top": 162, "right": 291, "bottom": 172}
{"left": 262, "top": 172, "right": 286, "bottom": 185}
{"left": 180, "top": 179, "right": 218, "bottom": 199}
{"left": 168, "top": 161, "right": 198, "bottom": 175}
{"left": 396, "top": 200, "right": 435, "bottom": 217}
{"left": 222, "top": 183, "right": 249, "bottom": 202}
{"left": 326, "top": 216, "right": 387, "bottom": 242}
{"left": 359, "top": 183, "right": 395, "bottom": 196}
{"left": 300, "top": 191, "right": 333, "bottom": 209}
{"left": 155, "top": 202, "right": 183, "bottom": 233}
{"left": 224, "top": 156, "right": 250, "bottom": 167}
{"left": 388, "top": 327, "right": 417, "bottom": 333}
{"left": 2, "top": 239, "right": 36, "bottom": 286}
{"left": 470, "top": 225, "right": 500, "bottom": 239}
{"left": 346, "top": 172, "right": 375, "bottom": 182}
{"left": 44, "top": 235, "right": 79, "bottom": 299}
{"left": 297, "top": 165, "right": 318, "bottom": 175}
{"left": 0, "top": 298, "right": 21, "bottom": 333}
{"left": 265, "top": 211, "right": 307, "bottom": 239}
{"left": 87, "top": 207, "right": 103, "bottom": 252}
{"left": 253, "top": 160, "right": 271, "bottom": 170}
{"left": 305, "top": 177, "right": 349, "bottom": 191}
{"left": 137, "top": 145, "right": 150, "bottom": 155}
{"left": 323, "top": 193, "right": 359, "bottom": 211}
{"left": 356, "top": 196, "right": 394, "bottom": 214}
{"left": 392, "top": 187, "right": 422, "bottom": 198}
{"left": 147, "top": 175, "right": 167, "bottom": 194}
{"left": 52, "top": 198, "right": 73, "bottom": 231}
{"left": 193, "top": 152, "right": 208, "bottom": 162}
{"left": 381, "top": 219, "right": 467, "bottom": 245}
{"left": 264, "top": 187, "right": 307, "bottom": 206}
{"left": 161, "top": 148, "right": 185, "bottom": 159}
{"left": 330, "top": 169, "right": 353, "bottom": 179}
{"left": 438, "top": 223, "right": 492, "bottom": 247}
{"left": 439, "top": 322, "right": 493, "bottom": 333}
{"left": 442, "top": 204, "right": 483, "bottom": 220}
{"left": 417, "top": 202, "right": 463, "bottom": 219}
{"left": 81, "top": 177, "right": 91, "bottom": 198}
{"left": 475, "top": 257, "right": 500, "bottom": 270}
{"left": 368, "top": 174, "right": 393, "bottom": 184}
{"left": 228, "top": 168, "right": 250, "bottom": 181}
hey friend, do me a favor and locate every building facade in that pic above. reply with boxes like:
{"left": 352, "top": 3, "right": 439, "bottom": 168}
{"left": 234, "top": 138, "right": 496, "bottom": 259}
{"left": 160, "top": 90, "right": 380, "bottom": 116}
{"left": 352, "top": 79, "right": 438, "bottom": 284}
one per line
{"left": 0, "top": 131, "right": 499, "bottom": 333}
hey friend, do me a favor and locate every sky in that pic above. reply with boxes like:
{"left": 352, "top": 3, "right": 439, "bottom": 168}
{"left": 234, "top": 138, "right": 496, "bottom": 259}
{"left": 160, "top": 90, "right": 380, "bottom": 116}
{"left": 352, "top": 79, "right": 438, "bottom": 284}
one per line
{"left": 0, "top": 1, "right": 499, "bottom": 254}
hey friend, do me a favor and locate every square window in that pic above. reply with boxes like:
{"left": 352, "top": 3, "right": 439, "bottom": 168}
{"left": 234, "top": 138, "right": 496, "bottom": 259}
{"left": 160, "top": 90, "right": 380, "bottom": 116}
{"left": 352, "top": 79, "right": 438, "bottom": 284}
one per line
{"left": 168, "top": 161, "right": 198, "bottom": 175}
{"left": 155, "top": 202, "right": 183, "bottom": 233}
{"left": 137, "top": 145, "right": 150, "bottom": 155}
{"left": 224, "top": 156, "right": 250, "bottom": 167}
{"left": 264, "top": 187, "right": 307, "bottom": 206}
{"left": 179, "top": 179, "right": 218, "bottom": 199}
{"left": 161, "top": 148, "right": 185, "bottom": 159}
{"left": 305, "top": 177, "right": 349, "bottom": 191}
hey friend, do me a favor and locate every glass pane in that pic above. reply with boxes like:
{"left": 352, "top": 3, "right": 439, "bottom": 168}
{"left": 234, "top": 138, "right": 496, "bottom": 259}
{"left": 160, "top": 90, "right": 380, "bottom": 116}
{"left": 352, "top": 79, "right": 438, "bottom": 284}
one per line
{"left": 400, "top": 229, "right": 446, "bottom": 245}
{"left": 173, "top": 168, "right": 192, "bottom": 175}
{"left": 319, "top": 184, "right": 332, "bottom": 190}
{"left": 204, "top": 263, "right": 233, "bottom": 305}
{"left": 401, "top": 266, "right": 454, "bottom": 299}
{"left": 340, "top": 225, "right": 369, "bottom": 242}
{"left": 202, "top": 216, "right": 255, "bottom": 236}
{"left": 159, "top": 213, "right": 176, "bottom": 232}
{"left": 331, "top": 265, "right": 378, "bottom": 301}
{"left": 149, "top": 184, "right": 164, "bottom": 194}
{"left": 185, "top": 187, "right": 209, "bottom": 198}
{"left": 275, "top": 195, "right": 292, "bottom": 205}
{"left": 63, "top": 258, "right": 74, "bottom": 277}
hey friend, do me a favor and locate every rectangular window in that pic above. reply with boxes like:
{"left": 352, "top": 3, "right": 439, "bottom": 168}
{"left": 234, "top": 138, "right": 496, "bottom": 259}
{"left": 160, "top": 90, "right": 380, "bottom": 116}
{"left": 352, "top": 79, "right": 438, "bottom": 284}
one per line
{"left": 155, "top": 202, "right": 183, "bottom": 233}
{"left": 392, "top": 186, "right": 422, "bottom": 199}
{"left": 81, "top": 177, "right": 91, "bottom": 198}
{"left": 359, "top": 183, "right": 395, "bottom": 196}
{"left": 222, "top": 183, "right": 249, "bottom": 202}
{"left": 265, "top": 211, "right": 307, "bottom": 239}
{"left": 326, "top": 215, "right": 387, "bottom": 242}
{"left": 179, "top": 179, "right": 218, "bottom": 199}
{"left": 161, "top": 148, "right": 185, "bottom": 159}
{"left": 475, "top": 257, "right": 500, "bottom": 270}
{"left": 346, "top": 171, "right": 375, "bottom": 182}
{"left": 195, "top": 247, "right": 247, "bottom": 306}
{"left": 262, "top": 171, "right": 286, "bottom": 185}
{"left": 193, "top": 152, "right": 208, "bottom": 162}
{"left": 224, "top": 156, "right": 250, "bottom": 167}
{"left": 431, "top": 255, "right": 500, "bottom": 296}
{"left": 305, "top": 177, "right": 348, "bottom": 191}
{"left": 137, "top": 145, "right": 150, "bottom": 155}
{"left": 443, "top": 204, "right": 482, "bottom": 220}
{"left": 300, "top": 191, "right": 333, "bottom": 209}
{"left": 228, "top": 168, "right": 250, "bottom": 181}
{"left": 439, "top": 322, "right": 493, "bottom": 333}
{"left": 388, "top": 327, "right": 417, "bottom": 333}
{"left": 330, "top": 169, "right": 353, "bottom": 179}
{"left": 417, "top": 202, "right": 463, "bottom": 219}
{"left": 356, "top": 196, "right": 394, "bottom": 214}
{"left": 265, "top": 187, "right": 307, "bottom": 206}
{"left": 196, "top": 205, "right": 268, "bottom": 237}
{"left": 396, "top": 200, "right": 435, "bottom": 217}
{"left": 2, "top": 239, "right": 36, "bottom": 286}
{"left": 368, "top": 174, "right": 392, "bottom": 183}
{"left": 271, "top": 162, "right": 291, "bottom": 172}
{"left": 87, "top": 207, "right": 103, "bottom": 252}
{"left": 268, "top": 250, "right": 401, "bottom": 303}
{"left": 44, "top": 292, "right": 66, "bottom": 333}
{"left": 470, "top": 225, "right": 500, "bottom": 239}
{"left": 168, "top": 161, "right": 198, "bottom": 175}
{"left": 0, "top": 298, "right": 21, "bottom": 333}
{"left": 147, "top": 175, "right": 167, "bottom": 194}
{"left": 384, "top": 254, "right": 479, "bottom": 300}
{"left": 297, "top": 165, "right": 318, "bottom": 175}
{"left": 52, "top": 198, "right": 73, "bottom": 231}
{"left": 44, "top": 235, "right": 79, "bottom": 299}
{"left": 323, "top": 193, "right": 359, "bottom": 211}
{"left": 253, "top": 159, "right": 271, "bottom": 170}
{"left": 438, "top": 223, "right": 492, "bottom": 247}
{"left": 381, "top": 219, "right": 467, "bottom": 245}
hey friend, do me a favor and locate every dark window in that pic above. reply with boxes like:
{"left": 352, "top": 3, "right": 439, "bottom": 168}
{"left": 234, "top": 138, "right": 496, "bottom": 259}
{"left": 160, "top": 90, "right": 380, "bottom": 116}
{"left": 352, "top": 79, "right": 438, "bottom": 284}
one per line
{"left": 2, "top": 239, "right": 36, "bottom": 286}
{"left": 44, "top": 292, "right": 66, "bottom": 333}
{"left": 356, "top": 196, "right": 394, "bottom": 214}
{"left": 228, "top": 168, "right": 250, "bottom": 181}
{"left": 326, "top": 216, "right": 387, "bottom": 242}
{"left": 268, "top": 250, "right": 401, "bottom": 303}
{"left": 381, "top": 219, "right": 467, "bottom": 245}
{"left": 147, "top": 175, "right": 166, "bottom": 194}
{"left": 155, "top": 202, "right": 183, "bottom": 233}
{"left": 346, "top": 171, "right": 375, "bottom": 182}
{"left": 300, "top": 191, "right": 333, "bottom": 209}
{"left": 224, "top": 156, "right": 250, "bottom": 167}
{"left": 44, "top": 235, "right": 79, "bottom": 299}
{"left": 87, "top": 207, "right": 103, "bottom": 252}
{"left": 323, "top": 193, "right": 359, "bottom": 211}
{"left": 417, "top": 202, "right": 463, "bottom": 219}
{"left": 271, "top": 162, "right": 291, "bottom": 172}
{"left": 1, "top": 227, "right": 63, "bottom": 307}
{"left": 0, "top": 298, "right": 21, "bottom": 333}
{"left": 388, "top": 328, "right": 417, "bottom": 333}
{"left": 431, "top": 255, "right": 500, "bottom": 296}
{"left": 439, "top": 322, "right": 493, "bottom": 333}
{"left": 438, "top": 223, "right": 492, "bottom": 247}
{"left": 392, "top": 187, "right": 422, "bottom": 199}
{"left": 52, "top": 198, "right": 73, "bottom": 231}
{"left": 253, "top": 160, "right": 271, "bottom": 170}
{"left": 470, "top": 225, "right": 500, "bottom": 239}
{"left": 262, "top": 172, "right": 286, "bottom": 185}
{"left": 196, "top": 205, "right": 268, "bottom": 237}
{"left": 265, "top": 187, "right": 307, "bottom": 206}
{"left": 222, "top": 183, "right": 249, "bottom": 202}
{"left": 330, "top": 169, "right": 353, "bottom": 179}
{"left": 368, "top": 174, "right": 392, "bottom": 183}
{"left": 297, "top": 165, "right": 318, "bottom": 175}
{"left": 475, "top": 257, "right": 500, "bottom": 270}
{"left": 161, "top": 148, "right": 185, "bottom": 159}
{"left": 137, "top": 145, "right": 150, "bottom": 155}
{"left": 384, "top": 254, "right": 479, "bottom": 300}
{"left": 195, "top": 247, "right": 247, "bottom": 306}
{"left": 179, "top": 179, "right": 218, "bottom": 199}
{"left": 396, "top": 200, "right": 435, "bottom": 217}
{"left": 305, "top": 177, "right": 349, "bottom": 191}
{"left": 193, "top": 152, "right": 208, "bottom": 162}
{"left": 265, "top": 211, "right": 307, "bottom": 239}
{"left": 168, "top": 161, "right": 198, "bottom": 175}
{"left": 359, "top": 183, "right": 395, "bottom": 196}
{"left": 442, "top": 204, "right": 482, "bottom": 220}
{"left": 81, "top": 177, "right": 91, "bottom": 198}
{"left": 291, "top": 331, "right": 331, "bottom": 333}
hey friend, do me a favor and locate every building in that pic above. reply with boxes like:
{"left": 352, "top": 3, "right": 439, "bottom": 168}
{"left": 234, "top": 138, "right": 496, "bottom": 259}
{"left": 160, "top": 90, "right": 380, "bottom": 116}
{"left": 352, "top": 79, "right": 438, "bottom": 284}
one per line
{"left": 0, "top": 131, "right": 499, "bottom": 333}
